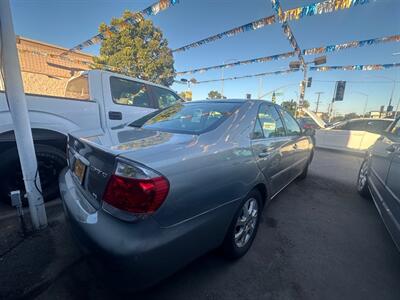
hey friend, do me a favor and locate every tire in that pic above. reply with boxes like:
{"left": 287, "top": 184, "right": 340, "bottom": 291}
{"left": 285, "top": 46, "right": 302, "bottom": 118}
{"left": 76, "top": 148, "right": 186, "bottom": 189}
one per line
{"left": 357, "top": 159, "right": 370, "bottom": 198}
{"left": 0, "top": 144, "right": 67, "bottom": 204}
{"left": 221, "top": 190, "right": 262, "bottom": 259}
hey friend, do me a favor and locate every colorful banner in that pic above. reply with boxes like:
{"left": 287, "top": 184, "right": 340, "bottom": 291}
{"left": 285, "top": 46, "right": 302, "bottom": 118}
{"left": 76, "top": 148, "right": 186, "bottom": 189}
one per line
{"left": 66, "top": 0, "right": 179, "bottom": 52}
{"left": 281, "top": 0, "right": 369, "bottom": 22}
{"left": 311, "top": 63, "right": 400, "bottom": 71}
{"left": 176, "top": 34, "right": 400, "bottom": 75}
{"left": 303, "top": 34, "right": 400, "bottom": 55}
{"left": 172, "top": 15, "right": 276, "bottom": 53}
{"left": 193, "top": 69, "right": 299, "bottom": 84}
{"left": 172, "top": 0, "right": 369, "bottom": 53}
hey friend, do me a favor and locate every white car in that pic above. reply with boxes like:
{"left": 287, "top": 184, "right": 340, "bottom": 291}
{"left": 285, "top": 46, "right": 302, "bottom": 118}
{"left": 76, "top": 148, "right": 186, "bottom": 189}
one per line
{"left": 315, "top": 118, "right": 394, "bottom": 153}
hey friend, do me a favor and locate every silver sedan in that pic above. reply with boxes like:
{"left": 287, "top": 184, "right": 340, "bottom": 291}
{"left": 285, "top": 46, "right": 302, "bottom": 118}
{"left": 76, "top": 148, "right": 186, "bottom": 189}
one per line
{"left": 60, "top": 99, "right": 314, "bottom": 290}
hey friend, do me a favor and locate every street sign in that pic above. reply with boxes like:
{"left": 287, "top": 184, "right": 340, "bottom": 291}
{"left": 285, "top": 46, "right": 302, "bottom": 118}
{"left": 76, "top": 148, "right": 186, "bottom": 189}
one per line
{"left": 334, "top": 81, "right": 346, "bottom": 101}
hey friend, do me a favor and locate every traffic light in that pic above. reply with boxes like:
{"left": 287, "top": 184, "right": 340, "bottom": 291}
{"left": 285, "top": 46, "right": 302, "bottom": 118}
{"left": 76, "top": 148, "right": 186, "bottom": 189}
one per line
{"left": 307, "top": 77, "right": 312, "bottom": 88}
{"left": 272, "top": 92, "right": 276, "bottom": 103}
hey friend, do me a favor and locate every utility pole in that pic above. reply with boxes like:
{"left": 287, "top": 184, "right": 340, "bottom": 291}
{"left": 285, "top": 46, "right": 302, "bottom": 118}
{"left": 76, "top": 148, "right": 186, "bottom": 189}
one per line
{"left": 314, "top": 92, "right": 324, "bottom": 114}
{"left": 0, "top": 0, "right": 47, "bottom": 230}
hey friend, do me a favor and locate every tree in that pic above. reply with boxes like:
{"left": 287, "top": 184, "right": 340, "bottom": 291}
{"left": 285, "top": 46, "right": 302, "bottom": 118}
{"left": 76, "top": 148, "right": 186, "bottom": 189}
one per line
{"left": 302, "top": 100, "right": 310, "bottom": 109}
{"left": 93, "top": 11, "right": 175, "bottom": 86}
{"left": 344, "top": 113, "right": 360, "bottom": 120}
{"left": 207, "top": 90, "right": 226, "bottom": 99}
{"left": 281, "top": 100, "right": 297, "bottom": 115}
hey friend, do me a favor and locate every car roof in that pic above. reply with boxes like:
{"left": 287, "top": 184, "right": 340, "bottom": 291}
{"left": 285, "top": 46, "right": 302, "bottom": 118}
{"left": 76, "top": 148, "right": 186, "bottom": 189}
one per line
{"left": 348, "top": 118, "right": 394, "bottom": 122}
{"left": 189, "top": 99, "right": 274, "bottom": 105}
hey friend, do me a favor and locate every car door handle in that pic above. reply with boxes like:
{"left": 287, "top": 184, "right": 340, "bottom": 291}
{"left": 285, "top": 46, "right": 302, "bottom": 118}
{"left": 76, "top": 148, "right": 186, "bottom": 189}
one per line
{"left": 293, "top": 143, "right": 298, "bottom": 150}
{"left": 258, "top": 148, "right": 273, "bottom": 158}
{"left": 109, "top": 111, "right": 122, "bottom": 120}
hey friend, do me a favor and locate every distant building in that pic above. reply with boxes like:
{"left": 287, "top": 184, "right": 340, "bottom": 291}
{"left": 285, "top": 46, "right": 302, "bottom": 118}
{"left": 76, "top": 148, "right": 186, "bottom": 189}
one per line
{"left": 0, "top": 36, "right": 94, "bottom": 97}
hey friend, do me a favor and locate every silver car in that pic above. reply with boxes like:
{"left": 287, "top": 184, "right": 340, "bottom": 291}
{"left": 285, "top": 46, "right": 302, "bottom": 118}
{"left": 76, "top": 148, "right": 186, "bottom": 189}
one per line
{"left": 60, "top": 100, "right": 314, "bottom": 290}
{"left": 358, "top": 117, "right": 400, "bottom": 250}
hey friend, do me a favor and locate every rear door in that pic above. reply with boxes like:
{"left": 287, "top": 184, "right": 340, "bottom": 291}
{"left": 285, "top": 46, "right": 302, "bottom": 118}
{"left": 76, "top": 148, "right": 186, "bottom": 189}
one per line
{"left": 278, "top": 107, "right": 310, "bottom": 178}
{"left": 103, "top": 75, "right": 157, "bottom": 128}
{"left": 383, "top": 119, "right": 400, "bottom": 247}
{"left": 251, "top": 103, "right": 292, "bottom": 196}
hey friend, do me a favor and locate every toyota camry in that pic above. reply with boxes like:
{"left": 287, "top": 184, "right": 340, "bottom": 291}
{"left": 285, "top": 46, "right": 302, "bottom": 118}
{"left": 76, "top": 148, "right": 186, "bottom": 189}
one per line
{"left": 60, "top": 99, "right": 314, "bottom": 290}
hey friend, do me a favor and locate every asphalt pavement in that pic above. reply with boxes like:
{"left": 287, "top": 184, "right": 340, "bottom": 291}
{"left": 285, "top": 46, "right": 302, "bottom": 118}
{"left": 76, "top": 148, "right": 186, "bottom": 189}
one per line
{"left": 2, "top": 149, "right": 400, "bottom": 300}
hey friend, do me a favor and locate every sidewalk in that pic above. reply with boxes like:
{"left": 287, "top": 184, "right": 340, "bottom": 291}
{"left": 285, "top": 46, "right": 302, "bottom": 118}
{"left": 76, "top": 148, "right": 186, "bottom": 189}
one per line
{"left": 0, "top": 200, "right": 83, "bottom": 300}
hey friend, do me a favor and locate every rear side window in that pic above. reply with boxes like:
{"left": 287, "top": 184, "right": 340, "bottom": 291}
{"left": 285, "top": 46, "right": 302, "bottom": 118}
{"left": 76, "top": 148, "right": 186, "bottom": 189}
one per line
{"left": 152, "top": 86, "right": 182, "bottom": 109}
{"left": 140, "top": 102, "right": 241, "bottom": 134}
{"left": 64, "top": 74, "right": 90, "bottom": 100}
{"left": 255, "top": 104, "right": 286, "bottom": 138}
{"left": 390, "top": 119, "right": 400, "bottom": 137}
{"left": 365, "top": 120, "right": 392, "bottom": 134}
{"left": 279, "top": 108, "right": 301, "bottom": 136}
{"left": 346, "top": 120, "right": 366, "bottom": 131}
{"left": 110, "top": 77, "right": 153, "bottom": 108}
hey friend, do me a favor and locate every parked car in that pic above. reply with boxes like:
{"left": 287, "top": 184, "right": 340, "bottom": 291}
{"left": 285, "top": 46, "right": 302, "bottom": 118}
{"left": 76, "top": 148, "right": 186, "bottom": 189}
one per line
{"left": 0, "top": 70, "right": 183, "bottom": 202}
{"left": 60, "top": 100, "right": 314, "bottom": 290}
{"left": 358, "top": 117, "right": 400, "bottom": 250}
{"left": 297, "top": 117, "right": 321, "bottom": 130}
{"left": 315, "top": 118, "right": 394, "bottom": 153}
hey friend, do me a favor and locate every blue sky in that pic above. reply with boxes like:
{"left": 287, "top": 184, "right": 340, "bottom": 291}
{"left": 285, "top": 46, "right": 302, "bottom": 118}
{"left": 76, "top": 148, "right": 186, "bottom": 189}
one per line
{"left": 11, "top": 0, "right": 400, "bottom": 114}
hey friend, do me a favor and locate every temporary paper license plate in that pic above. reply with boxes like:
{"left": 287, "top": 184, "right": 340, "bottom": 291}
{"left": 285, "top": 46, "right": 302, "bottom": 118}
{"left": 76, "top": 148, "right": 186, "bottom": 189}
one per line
{"left": 73, "top": 158, "right": 86, "bottom": 185}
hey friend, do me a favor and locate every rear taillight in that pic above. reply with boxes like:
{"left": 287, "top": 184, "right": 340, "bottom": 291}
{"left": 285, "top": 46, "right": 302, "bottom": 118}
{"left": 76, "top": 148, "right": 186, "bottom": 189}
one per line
{"left": 103, "top": 161, "right": 169, "bottom": 216}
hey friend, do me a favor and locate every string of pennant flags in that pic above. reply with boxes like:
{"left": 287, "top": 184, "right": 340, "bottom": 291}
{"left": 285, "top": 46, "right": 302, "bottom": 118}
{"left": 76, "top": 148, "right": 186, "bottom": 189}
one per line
{"left": 180, "top": 63, "right": 400, "bottom": 85}
{"left": 66, "top": 0, "right": 179, "bottom": 52}
{"left": 193, "top": 69, "right": 299, "bottom": 84}
{"left": 271, "top": 0, "right": 306, "bottom": 67}
{"left": 311, "top": 63, "right": 400, "bottom": 72}
{"left": 176, "top": 34, "right": 400, "bottom": 75}
{"left": 172, "top": 0, "right": 370, "bottom": 53}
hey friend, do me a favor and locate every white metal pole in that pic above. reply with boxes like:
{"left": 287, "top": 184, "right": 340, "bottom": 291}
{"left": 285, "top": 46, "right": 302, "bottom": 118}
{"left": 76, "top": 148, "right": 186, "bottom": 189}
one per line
{"left": 221, "top": 68, "right": 224, "bottom": 98}
{"left": 363, "top": 95, "right": 369, "bottom": 118}
{"left": 0, "top": 0, "right": 47, "bottom": 230}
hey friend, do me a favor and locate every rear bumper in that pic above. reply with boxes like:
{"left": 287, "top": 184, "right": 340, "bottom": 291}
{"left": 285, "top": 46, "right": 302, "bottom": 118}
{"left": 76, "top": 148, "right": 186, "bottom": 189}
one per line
{"left": 59, "top": 168, "right": 231, "bottom": 290}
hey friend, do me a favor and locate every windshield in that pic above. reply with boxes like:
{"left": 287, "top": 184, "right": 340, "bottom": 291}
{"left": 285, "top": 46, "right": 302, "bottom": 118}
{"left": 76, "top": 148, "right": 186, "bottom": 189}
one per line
{"left": 130, "top": 102, "right": 241, "bottom": 134}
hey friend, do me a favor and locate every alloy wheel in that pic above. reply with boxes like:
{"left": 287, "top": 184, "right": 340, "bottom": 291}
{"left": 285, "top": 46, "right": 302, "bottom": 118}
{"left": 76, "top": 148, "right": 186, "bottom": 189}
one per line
{"left": 234, "top": 198, "right": 259, "bottom": 248}
{"left": 358, "top": 160, "right": 368, "bottom": 191}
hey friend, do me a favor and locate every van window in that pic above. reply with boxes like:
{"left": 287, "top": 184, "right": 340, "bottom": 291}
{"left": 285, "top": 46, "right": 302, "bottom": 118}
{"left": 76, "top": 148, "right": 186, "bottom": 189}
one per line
{"left": 110, "top": 77, "right": 153, "bottom": 108}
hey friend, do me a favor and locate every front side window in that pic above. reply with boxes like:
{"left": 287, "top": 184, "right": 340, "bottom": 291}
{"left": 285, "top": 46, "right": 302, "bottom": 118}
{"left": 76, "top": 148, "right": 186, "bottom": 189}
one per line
{"left": 256, "top": 104, "right": 286, "bottom": 138}
{"left": 131, "top": 102, "right": 241, "bottom": 134}
{"left": 279, "top": 109, "right": 301, "bottom": 136}
{"left": 152, "top": 86, "right": 182, "bottom": 109}
{"left": 110, "top": 77, "right": 152, "bottom": 108}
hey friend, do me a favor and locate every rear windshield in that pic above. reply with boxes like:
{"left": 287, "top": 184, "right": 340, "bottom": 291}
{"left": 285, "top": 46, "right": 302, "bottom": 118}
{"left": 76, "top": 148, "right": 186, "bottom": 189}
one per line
{"left": 130, "top": 102, "right": 241, "bottom": 134}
